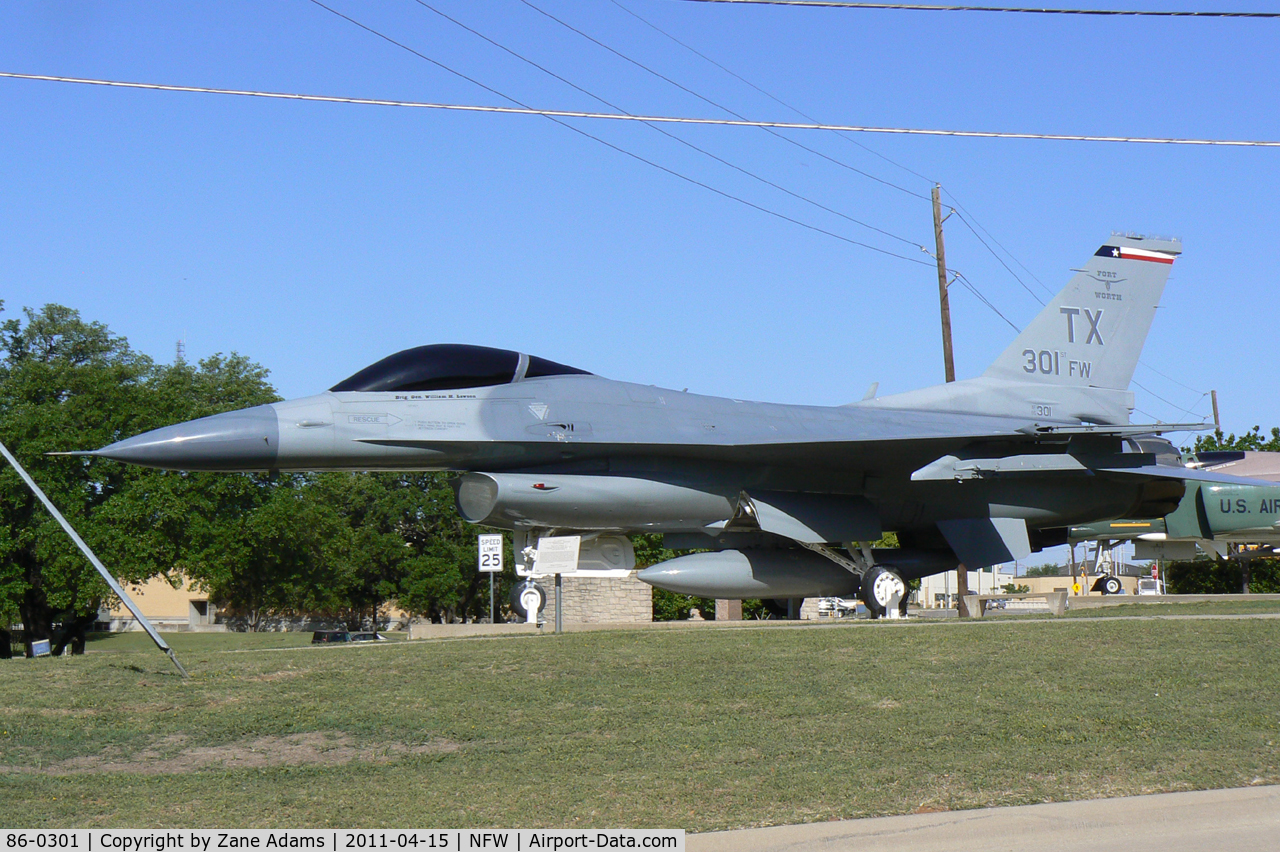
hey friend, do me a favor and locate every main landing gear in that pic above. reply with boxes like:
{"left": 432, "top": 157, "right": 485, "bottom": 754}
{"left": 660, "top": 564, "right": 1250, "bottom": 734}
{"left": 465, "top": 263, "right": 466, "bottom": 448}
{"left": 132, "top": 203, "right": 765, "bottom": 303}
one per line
{"left": 798, "top": 541, "right": 910, "bottom": 620}
{"left": 860, "top": 565, "right": 909, "bottom": 620}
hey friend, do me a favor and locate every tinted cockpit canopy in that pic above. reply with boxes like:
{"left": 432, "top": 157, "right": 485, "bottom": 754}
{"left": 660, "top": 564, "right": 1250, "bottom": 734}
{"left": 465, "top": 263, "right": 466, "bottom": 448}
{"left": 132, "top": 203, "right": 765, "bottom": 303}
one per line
{"left": 329, "top": 344, "right": 592, "bottom": 393}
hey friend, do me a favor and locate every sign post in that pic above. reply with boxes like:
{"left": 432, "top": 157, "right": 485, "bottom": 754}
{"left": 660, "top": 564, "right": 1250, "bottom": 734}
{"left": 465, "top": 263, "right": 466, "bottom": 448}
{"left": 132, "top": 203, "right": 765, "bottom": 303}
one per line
{"left": 535, "top": 535, "right": 581, "bottom": 634}
{"left": 478, "top": 533, "right": 503, "bottom": 624}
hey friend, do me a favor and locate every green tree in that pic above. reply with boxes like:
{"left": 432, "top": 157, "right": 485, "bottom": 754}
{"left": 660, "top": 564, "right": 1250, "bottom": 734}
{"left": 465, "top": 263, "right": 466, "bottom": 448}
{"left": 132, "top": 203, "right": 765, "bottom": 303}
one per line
{"left": 1190, "top": 426, "right": 1280, "bottom": 454}
{"left": 0, "top": 304, "right": 280, "bottom": 650}
{"left": 0, "top": 305, "right": 154, "bottom": 654}
{"left": 1166, "top": 556, "right": 1280, "bottom": 595}
{"left": 395, "top": 473, "right": 496, "bottom": 623}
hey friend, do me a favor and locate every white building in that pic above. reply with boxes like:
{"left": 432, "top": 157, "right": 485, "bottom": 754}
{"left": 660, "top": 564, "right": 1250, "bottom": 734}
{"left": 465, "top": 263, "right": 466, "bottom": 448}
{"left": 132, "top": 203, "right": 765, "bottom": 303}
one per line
{"left": 917, "top": 566, "right": 1016, "bottom": 608}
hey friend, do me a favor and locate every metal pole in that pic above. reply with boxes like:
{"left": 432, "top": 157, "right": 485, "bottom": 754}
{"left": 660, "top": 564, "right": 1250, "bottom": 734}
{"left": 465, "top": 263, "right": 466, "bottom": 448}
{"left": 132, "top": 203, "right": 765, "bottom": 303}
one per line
{"left": 1211, "top": 390, "right": 1221, "bottom": 431}
{"left": 1069, "top": 543, "right": 1078, "bottom": 595}
{"left": 489, "top": 572, "right": 495, "bottom": 624}
{"left": 555, "top": 573, "right": 563, "bottom": 634}
{"left": 933, "top": 185, "right": 968, "bottom": 615}
{"left": 0, "top": 440, "right": 189, "bottom": 677}
{"left": 932, "top": 184, "right": 956, "bottom": 384}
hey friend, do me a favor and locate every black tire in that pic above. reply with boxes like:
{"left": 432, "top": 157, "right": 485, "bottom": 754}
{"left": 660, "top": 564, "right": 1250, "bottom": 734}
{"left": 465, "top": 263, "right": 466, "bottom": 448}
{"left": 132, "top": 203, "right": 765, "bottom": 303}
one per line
{"left": 1103, "top": 576, "right": 1122, "bottom": 595}
{"left": 509, "top": 579, "right": 546, "bottom": 619}
{"left": 860, "top": 566, "right": 907, "bottom": 619}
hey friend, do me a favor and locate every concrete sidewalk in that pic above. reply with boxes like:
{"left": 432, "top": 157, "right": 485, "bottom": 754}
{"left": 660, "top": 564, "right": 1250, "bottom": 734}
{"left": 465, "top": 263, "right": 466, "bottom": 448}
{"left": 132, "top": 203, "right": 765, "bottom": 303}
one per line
{"left": 687, "top": 785, "right": 1280, "bottom": 851}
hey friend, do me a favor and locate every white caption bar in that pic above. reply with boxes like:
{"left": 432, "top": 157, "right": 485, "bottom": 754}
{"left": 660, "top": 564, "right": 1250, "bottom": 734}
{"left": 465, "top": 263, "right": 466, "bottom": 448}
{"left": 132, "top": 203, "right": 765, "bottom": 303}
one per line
{"left": 1, "top": 831, "right": 684, "bottom": 852}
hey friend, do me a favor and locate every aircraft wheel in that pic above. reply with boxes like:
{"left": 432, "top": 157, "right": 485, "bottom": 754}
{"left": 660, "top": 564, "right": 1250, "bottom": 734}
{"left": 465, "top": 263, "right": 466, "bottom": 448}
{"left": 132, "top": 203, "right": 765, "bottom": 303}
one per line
{"left": 860, "top": 566, "right": 907, "bottom": 619}
{"left": 1103, "top": 576, "right": 1122, "bottom": 595}
{"left": 509, "top": 580, "right": 546, "bottom": 620}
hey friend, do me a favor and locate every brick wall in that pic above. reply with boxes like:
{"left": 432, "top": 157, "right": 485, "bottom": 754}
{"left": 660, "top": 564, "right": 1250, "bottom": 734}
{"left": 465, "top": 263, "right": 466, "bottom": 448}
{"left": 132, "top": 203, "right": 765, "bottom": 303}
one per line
{"left": 552, "top": 572, "right": 653, "bottom": 623}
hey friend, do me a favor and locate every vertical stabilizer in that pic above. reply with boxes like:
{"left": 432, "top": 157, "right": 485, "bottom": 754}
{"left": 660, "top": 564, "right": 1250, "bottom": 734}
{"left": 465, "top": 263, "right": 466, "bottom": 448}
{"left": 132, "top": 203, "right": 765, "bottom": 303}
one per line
{"left": 861, "top": 234, "right": 1181, "bottom": 423}
{"left": 983, "top": 234, "right": 1180, "bottom": 391}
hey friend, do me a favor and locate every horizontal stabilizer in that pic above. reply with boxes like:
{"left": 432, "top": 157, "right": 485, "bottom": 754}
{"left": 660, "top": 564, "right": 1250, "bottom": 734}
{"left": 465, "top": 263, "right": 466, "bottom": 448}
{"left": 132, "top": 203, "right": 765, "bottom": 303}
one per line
{"left": 1098, "top": 465, "right": 1280, "bottom": 488}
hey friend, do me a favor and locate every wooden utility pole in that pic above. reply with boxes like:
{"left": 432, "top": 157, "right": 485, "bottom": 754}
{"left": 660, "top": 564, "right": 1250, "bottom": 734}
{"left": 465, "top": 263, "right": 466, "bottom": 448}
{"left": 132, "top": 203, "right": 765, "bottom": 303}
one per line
{"left": 932, "top": 184, "right": 956, "bottom": 384}
{"left": 932, "top": 185, "right": 968, "bottom": 614}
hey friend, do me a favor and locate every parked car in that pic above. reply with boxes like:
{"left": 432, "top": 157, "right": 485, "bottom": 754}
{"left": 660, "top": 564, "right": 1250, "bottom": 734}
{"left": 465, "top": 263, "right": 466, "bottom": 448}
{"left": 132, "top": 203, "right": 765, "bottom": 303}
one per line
{"left": 815, "top": 597, "right": 862, "bottom": 618}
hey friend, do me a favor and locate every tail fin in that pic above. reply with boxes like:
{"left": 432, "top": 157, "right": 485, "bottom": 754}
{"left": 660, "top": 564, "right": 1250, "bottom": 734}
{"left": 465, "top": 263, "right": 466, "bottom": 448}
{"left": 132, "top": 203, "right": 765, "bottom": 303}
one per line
{"left": 983, "top": 234, "right": 1181, "bottom": 391}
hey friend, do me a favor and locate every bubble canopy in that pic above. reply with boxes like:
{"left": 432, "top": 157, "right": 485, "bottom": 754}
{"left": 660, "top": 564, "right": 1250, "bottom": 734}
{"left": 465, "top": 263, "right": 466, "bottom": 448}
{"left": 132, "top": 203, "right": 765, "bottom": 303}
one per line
{"left": 328, "top": 344, "right": 592, "bottom": 393}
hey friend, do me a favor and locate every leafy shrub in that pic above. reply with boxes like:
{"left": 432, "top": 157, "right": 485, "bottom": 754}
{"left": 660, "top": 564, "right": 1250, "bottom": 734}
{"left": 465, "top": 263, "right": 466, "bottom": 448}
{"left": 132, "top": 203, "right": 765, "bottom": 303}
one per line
{"left": 1165, "top": 557, "right": 1280, "bottom": 594}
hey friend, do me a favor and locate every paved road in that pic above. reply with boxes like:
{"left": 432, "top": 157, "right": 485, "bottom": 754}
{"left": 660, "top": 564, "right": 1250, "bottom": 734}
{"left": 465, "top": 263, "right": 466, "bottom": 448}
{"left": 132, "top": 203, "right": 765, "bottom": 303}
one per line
{"left": 687, "top": 785, "right": 1280, "bottom": 852}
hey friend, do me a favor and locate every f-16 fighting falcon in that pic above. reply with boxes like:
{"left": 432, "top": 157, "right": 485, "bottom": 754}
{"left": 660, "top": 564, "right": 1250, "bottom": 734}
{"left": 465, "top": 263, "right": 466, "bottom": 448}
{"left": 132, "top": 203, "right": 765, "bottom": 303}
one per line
{"left": 81, "top": 235, "right": 1261, "bottom": 617}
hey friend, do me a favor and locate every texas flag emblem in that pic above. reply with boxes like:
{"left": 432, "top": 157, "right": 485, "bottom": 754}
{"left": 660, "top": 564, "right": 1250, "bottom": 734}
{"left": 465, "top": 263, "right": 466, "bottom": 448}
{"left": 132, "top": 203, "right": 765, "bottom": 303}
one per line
{"left": 1095, "top": 245, "right": 1176, "bottom": 264}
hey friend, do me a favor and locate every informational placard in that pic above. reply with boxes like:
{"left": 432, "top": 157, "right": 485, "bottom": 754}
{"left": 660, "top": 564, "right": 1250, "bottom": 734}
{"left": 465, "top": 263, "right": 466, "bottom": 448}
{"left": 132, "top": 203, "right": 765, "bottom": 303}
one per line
{"left": 477, "top": 533, "right": 504, "bottom": 573}
{"left": 535, "top": 535, "right": 581, "bottom": 574}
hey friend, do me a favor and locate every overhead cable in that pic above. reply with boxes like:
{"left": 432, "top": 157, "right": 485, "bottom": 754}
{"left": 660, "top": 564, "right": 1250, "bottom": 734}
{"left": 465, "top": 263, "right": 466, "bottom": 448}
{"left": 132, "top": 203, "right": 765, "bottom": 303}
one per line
{"left": 949, "top": 271, "right": 1021, "bottom": 331}
{"left": 1131, "top": 379, "right": 1209, "bottom": 422}
{"left": 948, "top": 208, "right": 1047, "bottom": 305}
{"left": 414, "top": 0, "right": 926, "bottom": 249}
{"left": 941, "top": 189, "right": 1055, "bottom": 298}
{"left": 1137, "top": 360, "right": 1210, "bottom": 396}
{"left": 299, "top": 2, "right": 932, "bottom": 265}
{"left": 6, "top": 72, "right": 1277, "bottom": 147}
{"left": 675, "top": 1, "right": 1280, "bottom": 17}
{"left": 519, "top": 0, "right": 930, "bottom": 203}
{"left": 609, "top": 0, "right": 934, "bottom": 194}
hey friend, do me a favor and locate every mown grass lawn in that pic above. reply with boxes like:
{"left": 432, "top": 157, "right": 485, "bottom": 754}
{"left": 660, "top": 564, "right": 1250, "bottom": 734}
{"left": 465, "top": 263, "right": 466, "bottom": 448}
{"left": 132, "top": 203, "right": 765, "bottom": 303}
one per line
{"left": 1, "top": 612, "right": 1278, "bottom": 830}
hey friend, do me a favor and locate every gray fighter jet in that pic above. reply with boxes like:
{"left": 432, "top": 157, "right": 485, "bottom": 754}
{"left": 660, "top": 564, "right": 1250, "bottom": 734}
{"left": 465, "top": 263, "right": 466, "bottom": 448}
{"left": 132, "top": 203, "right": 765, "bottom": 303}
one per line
{"left": 82, "top": 235, "right": 1256, "bottom": 616}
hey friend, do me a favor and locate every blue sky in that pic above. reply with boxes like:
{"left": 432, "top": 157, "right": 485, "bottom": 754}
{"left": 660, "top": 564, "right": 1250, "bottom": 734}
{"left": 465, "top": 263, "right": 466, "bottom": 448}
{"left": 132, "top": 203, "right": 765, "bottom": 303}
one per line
{"left": 2, "top": 0, "right": 1278, "bottom": 442}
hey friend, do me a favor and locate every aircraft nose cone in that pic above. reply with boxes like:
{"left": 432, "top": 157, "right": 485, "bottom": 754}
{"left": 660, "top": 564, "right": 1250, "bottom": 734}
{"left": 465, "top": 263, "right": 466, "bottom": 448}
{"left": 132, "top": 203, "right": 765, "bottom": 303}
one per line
{"left": 91, "top": 405, "right": 280, "bottom": 471}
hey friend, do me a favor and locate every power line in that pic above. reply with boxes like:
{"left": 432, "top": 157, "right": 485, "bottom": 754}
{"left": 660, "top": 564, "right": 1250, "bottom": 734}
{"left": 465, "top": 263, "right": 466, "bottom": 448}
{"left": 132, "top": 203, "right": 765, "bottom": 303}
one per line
{"left": 675, "top": 1, "right": 1280, "bottom": 17}
{"left": 948, "top": 208, "right": 1047, "bottom": 305}
{"left": 941, "top": 190, "right": 1055, "bottom": 298}
{"left": 413, "top": 0, "right": 926, "bottom": 249}
{"left": 1131, "top": 378, "right": 1210, "bottom": 422}
{"left": 1137, "top": 360, "right": 1210, "bottom": 396}
{"left": 299, "top": 2, "right": 932, "bottom": 266}
{"left": 318, "top": 3, "right": 1024, "bottom": 336}
{"left": 522, "top": 1, "right": 1059, "bottom": 335}
{"left": 607, "top": 0, "right": 1067, "bottom": 322}
{"left": 6, "top": 72, "right": 1278, "bottom": 147}
{"left": 950, "top": 271, "right": 1022, "bottom": 331}
{"left": 608, "top": 0, "right": 934, "bottom": 195}
{"left": 607, "top": 0, "right": 1046, "bottom": 339}
{"left": 519, "top": 0, "right": 931, "bottom": 210}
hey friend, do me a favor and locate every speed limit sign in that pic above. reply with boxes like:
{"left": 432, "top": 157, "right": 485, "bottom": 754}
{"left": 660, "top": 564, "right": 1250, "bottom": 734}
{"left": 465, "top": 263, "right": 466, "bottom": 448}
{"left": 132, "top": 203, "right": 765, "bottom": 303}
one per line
{"left": 478, "top": 534, "right": 504, "bottom": 573}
